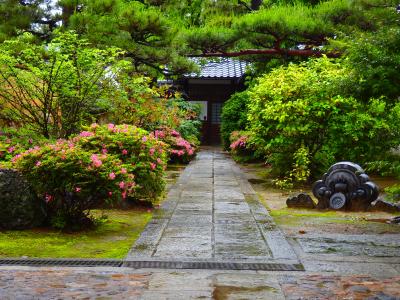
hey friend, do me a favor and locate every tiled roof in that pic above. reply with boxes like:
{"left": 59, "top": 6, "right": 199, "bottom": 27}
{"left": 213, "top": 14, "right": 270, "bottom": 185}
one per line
{"left": 186, "top": 58, "right": 248, "bottom": 78}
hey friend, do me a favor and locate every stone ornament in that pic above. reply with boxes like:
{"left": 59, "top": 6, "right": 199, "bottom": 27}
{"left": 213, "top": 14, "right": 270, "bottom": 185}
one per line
{"left": 312, "top": 162, "right": 379, "bottom": 211}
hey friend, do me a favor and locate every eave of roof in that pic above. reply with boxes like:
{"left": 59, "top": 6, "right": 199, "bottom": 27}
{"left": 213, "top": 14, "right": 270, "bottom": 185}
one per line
{"left": 184, "top": 58, "right": 248, "bottom": 79}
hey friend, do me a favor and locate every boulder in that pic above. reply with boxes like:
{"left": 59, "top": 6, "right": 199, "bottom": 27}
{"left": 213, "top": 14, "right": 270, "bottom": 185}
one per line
{"left": 0, "top": 169, "right": 46, "bottom": 229}
{"left": 370, "top": 199, "right": 400, "bottom": 213}
{"left": 287, "top": 193, "right": 316, "bottom": 209}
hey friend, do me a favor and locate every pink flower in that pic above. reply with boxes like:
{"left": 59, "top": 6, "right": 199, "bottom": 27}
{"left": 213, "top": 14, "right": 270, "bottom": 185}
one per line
{"left": 91, "top": 154, "right": 102, "bottom": 168}
{"left": 102, "top": 148, "right": 108, "bottom": 154}
{"left": 107, "top": 123, "right": 115, "bottom": 130}
{"left": 171, "top": 130, "right": 180, "bottom": 137}
{"left": 35, "top": 161, "right": 42, "bottom": 167}
{"left": 7, "top": 146, "right": 15, "bottom": 153}
{"left": 109, "top": 172, "right": 116, "bottom": 180}
{"left": 121, "top": 191, "right": 127, "bottom": 199}
{"left": 79, "top": 131, "right": 94, "bottom": 137}
{"left": 157, "top": 158, "right": 162, "bottom": 164}
{"left": 150, "top": 162, "right": 156, "bottom": 170}
{"left": 120, "top": 168, "right": 127, "bottom": 174}
{"left": 75, "top": 187, "right": 81, "bottom": 193}
{"left": 154, "top": 130, "right": 165, "bottom": 139}
{"left": 142, "top": 136, "right": 147, "bottom": 142}
{"left": 149, "top": 148, "right": 155, "bottom": 156}
{"left": 119, "top": 181, "right": 125, "bottom": 189}
{"left": 122, "top": 149, "right": 128, "bottom": 155}
{"left": 108, "top": 191, "right": 113, "bottom": 197}
{"left": 28, "top": 139, "right": 33, "bottom": 144}
{"left": 11, "top": 154, "right": 22, "bottom": 163}
{"left": 45, "top": 194, "right": 53, "bottom": 203}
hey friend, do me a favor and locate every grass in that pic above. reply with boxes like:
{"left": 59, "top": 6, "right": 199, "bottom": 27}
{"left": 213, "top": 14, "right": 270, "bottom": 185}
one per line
{"left": 0, "top": 208, "right": 152, "bottom": 259}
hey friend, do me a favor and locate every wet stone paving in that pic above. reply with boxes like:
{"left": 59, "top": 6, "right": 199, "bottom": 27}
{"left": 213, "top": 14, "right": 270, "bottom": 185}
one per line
{"left": 1, "top": 148, "right": 400, "bottom": 299}
{"left": 126, "top": 149, "right": 297, "bottom": 263}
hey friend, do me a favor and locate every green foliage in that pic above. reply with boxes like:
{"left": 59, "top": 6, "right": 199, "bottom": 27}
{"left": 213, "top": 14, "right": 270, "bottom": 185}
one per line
{"left": 0, "top": 127, "right": 47, "bottom": 165}
{"left": 0, "top": 31, "right": 124, "bottom": 138}
{"left": 14, "top": 124, "right": 167, "bottom": 230}
{"left": 339, "top": 27, "right": 400, "bottom": 101}
{"left": 67, "top": 0, "right": 194, "bottom": 75}
{"left": 365, "top": 154, "right": 400, "bottom": 178}
{"left": 221, "top": 91, "right": 250, "bottom": 150}
{"left": 384, "top": 184, "right": 400, "bottom": 203}
{"left": 247, "top": 57, "right": 400, "bottom": 182}
{"left": 0, "top": 209, "right": 152, "bottom": 258}
{"left": 0, "top": 0, "right": 47, "bottom": 42}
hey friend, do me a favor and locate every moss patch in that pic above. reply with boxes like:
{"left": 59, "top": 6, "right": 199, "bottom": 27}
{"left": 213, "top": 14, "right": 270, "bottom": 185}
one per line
{"left": 0, "top": 209, "right": 152, "bottom": 259}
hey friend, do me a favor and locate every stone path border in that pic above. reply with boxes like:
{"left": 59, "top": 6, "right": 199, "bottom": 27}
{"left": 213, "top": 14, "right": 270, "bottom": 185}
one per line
{"left": 125, "top": 149, "right": 300, "bottom": 269}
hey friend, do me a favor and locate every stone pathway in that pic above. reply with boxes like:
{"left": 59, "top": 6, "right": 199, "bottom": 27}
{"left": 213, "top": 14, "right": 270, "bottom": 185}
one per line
{"left": 126, "top": 149, "right": 297, "bottom": 265}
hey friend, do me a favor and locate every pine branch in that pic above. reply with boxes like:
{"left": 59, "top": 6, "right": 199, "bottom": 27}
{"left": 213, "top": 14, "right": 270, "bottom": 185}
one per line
{"left": 188, "top": 48, "right": 341, "bottom": 58}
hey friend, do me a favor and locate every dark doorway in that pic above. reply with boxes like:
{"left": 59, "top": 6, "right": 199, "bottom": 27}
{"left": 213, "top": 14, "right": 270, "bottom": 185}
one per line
{"left": 174, "top": 59, "right": 248, "bottom": 145}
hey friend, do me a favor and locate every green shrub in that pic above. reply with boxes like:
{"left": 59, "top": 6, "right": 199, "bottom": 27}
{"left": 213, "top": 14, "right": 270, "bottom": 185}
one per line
{"left": 221, "top": 91, "right": 250, "bottom": 150}
{"left": 366, "top": 156, "right": 400, "bottom": 178}
{"left": 384, "top": 184, "right": 400, "bottom": 203}
{"left": 247, "top": 57, "right": 400, "bottom": 183}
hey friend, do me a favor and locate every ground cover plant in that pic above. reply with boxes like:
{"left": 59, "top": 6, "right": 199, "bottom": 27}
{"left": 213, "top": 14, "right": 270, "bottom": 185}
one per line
{"left": 0, "top": 209, "right": 152, "bottom": 259}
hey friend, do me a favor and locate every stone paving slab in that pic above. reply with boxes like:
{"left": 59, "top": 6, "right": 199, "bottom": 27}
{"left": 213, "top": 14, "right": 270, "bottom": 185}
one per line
{"left": 126, "top": 148, "right": 299, "bottom": 266}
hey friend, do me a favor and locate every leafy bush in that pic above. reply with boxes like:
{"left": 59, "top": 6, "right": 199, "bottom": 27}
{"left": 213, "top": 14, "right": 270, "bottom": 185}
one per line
{"left": 247, "top": 57, "right": 400, "bottom": 183}
{"left": 14, "top": 124, "right": 167, "bottom": 230}
{"left": 221, "top": 91, "right": 250, "bottom": 150}
{"left": 384, "top": 184, "right": 400, "bottom": 203}
{"left": 0, "top": 31, "right": 124, "bottom": 138}
{"left": 73, "top": 124, "right": 168, "bottom": 202}
{"left": 153, "top": 127, "right": 197, "bottom": 164}
{"left": 14, "top": 142, "right": 134, "bottom": 230}
{"left": 107, "top": 78, "right": 201, "bottom": 145}
{"left": 366, "top": 155, "right": 400, "bottom": 178}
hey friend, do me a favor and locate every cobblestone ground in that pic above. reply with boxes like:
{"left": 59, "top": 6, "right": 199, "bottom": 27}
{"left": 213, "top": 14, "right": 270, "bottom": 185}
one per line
{"left": 1, "top": 149, "right": 399, "bottom": 299}
{"left": 1, "top": 267, "right": 400, "bottom": 299}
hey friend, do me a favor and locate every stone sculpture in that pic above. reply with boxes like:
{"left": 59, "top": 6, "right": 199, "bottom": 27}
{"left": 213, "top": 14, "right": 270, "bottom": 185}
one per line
{"left": 312, "top": 162, "right": 379, "bottom": 211}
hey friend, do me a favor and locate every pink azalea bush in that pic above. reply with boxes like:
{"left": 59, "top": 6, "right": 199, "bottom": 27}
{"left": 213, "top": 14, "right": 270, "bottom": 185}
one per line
{"left": 73, "top": 124, "right": 167, "bottom": 201}
{"left": 0, "top": 128, "right": 46, "bottom": 167}
{"left": 13, "top": 124, "right": 168, "bottom": 230}
{"left": 153, "top": 127, "right": 197, "bottom": 164}
{"left": 229, "top": 131, "right": 259, "bottom": 162}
